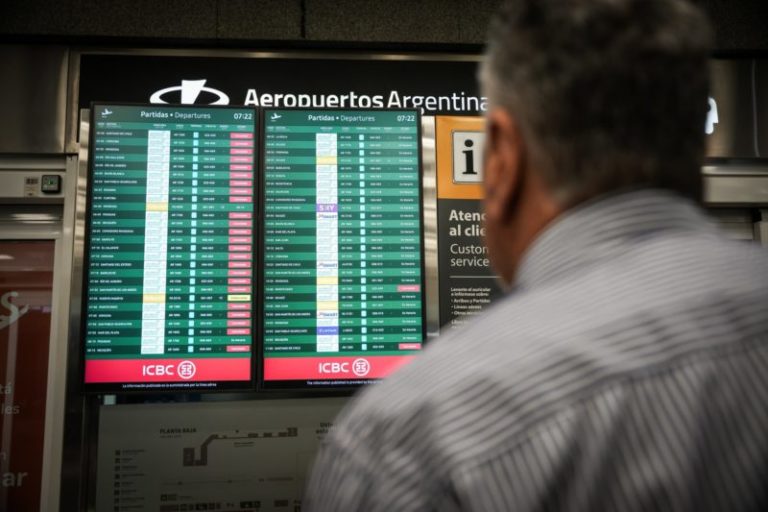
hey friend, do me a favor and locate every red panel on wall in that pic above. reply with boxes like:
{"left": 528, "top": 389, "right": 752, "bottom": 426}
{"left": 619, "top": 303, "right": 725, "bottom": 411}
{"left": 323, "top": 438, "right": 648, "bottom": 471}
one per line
{"left": 0, "top": 241, "right": 55, "bottom": 511}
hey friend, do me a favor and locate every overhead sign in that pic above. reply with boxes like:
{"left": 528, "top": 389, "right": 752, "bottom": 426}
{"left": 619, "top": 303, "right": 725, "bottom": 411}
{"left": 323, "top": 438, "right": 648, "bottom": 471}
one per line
{"left": 78, "top": 54, "right": 768, "bottom": 158}
{"left": 78, "top": 54, "right": 485, "bottom": 116}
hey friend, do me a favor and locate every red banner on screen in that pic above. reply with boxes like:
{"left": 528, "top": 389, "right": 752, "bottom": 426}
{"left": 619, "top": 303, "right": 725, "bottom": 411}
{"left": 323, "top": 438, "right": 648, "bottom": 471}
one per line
{"left": 85, "top": 357, "right": 251, "bottom": 383}
{"left": 264, "top": 355, "right": 416, "bottom": 381}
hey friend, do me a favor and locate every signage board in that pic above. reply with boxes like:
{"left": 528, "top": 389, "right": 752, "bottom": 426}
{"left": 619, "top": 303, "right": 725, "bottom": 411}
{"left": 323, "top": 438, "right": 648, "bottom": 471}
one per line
{"left": 261, "top": 109, "right": 426, "bottom": 388}
{"left": 435, "top": 116, "right": 503, "bottom": 329}
{"left": 78, "top": 55, "right": 484, "bottom": 116}
{"left": 83, "top": 104, "right": 257, "bottom": 391}
{"left": 96, "top": 398, "right": 346, "bottom": 512}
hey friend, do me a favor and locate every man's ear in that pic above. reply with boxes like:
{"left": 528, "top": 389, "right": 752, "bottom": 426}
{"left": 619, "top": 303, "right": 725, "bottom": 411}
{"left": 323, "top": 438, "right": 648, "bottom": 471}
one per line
{"left": 483, "top": 108, "right": 525, "bottom": 224}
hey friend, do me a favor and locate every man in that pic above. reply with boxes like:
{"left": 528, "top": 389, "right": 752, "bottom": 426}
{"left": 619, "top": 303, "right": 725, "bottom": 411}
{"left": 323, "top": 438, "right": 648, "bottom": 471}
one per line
{"left": 304, "top": 0, "right": 768, "bottom": 510}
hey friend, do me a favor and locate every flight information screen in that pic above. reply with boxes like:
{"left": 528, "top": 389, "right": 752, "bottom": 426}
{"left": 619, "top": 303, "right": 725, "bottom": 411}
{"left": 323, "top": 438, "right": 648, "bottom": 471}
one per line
{"left": 262, "top": 109, "right": 425, "bottom": 388}
{"left": 84, "top": 104, "right": 256, "bottom": 391}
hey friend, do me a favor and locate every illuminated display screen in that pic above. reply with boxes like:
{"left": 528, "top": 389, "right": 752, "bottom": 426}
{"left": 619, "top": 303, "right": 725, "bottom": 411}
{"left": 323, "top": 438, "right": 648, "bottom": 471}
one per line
{"left": 83, "top": 104, "right": 256, "bottom": 391}
{"left": 261, "top": 109, "right": 425, "bottom": 388}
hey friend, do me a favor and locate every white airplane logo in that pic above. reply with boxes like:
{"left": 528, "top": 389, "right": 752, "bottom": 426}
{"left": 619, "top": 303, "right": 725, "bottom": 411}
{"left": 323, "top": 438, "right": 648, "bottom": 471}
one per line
{"left": 150, "top": 79, "right": 229, "bottom": 105}
{"left": 706, "top": 97, "right": 719, "bottom": 135}
{"left": 271, "top": 113, "right": 282, "bottom": 121}
{"left": 102, "top": 108, "right": 113, "bottom": 117}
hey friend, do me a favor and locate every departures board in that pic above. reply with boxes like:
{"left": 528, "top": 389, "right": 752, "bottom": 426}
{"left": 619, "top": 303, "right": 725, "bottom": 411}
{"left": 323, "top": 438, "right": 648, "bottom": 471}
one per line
{"left": 83, "top": 104, "right": 256, "bottom": 391}
{"left": 261, "top": 109, "right": 425, "bottom": 389}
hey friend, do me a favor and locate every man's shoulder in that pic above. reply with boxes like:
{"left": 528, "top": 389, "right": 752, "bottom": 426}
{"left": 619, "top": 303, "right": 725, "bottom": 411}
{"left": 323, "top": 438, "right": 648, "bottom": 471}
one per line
{"left": 331, "top": 293, "right": 594, "bottom": 464}
{"left": 338, "top": 232, "right": 768, "bottom": 456}
{"left": 352, "top": 232, "right": 768, "bottom": 395}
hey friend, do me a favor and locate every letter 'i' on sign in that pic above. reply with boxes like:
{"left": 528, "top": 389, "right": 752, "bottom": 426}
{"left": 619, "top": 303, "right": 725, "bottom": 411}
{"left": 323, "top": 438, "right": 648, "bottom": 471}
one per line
{"left": 463, "top": 139, "right": 476, "bottom": 175}
{"left": 452, "top": 131, "right": 485, "bottom": 183}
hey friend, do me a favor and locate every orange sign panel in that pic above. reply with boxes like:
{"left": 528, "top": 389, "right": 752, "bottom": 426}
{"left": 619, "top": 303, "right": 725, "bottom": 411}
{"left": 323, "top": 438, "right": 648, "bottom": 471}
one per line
{"left": 436, "top": 116, "right": 486, "bottom": 200}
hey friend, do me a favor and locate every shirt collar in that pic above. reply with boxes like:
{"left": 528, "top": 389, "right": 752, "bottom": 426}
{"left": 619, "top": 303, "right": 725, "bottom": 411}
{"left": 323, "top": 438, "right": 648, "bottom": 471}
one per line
{"left": 515, "top": 189, "right": 717, "bottom": 290}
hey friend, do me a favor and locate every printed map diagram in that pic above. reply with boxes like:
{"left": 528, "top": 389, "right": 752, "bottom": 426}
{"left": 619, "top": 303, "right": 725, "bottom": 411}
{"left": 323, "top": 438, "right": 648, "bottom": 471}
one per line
{"left": 97, "top": 398, "right": 346, "bottom": 512}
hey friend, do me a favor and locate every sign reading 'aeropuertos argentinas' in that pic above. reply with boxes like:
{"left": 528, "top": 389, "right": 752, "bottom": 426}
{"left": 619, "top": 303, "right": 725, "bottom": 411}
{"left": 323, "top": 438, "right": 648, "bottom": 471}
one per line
{"left": 78, "top": 54, "right": 485, "bottom": 116}
{"left": 77, "top": 54, "right": 768, "bottom": 158}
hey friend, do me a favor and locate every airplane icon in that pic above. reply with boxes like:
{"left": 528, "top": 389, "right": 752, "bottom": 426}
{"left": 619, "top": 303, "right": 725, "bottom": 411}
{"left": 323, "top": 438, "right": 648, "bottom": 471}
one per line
{"left": 102, "top": 109, "right": 113, "bottom": 117}
{"left": 705, "top": 97, "right": 718, "bottom": 135}
{"left": 270, "top": 113, "right": 282, "bottom": 121}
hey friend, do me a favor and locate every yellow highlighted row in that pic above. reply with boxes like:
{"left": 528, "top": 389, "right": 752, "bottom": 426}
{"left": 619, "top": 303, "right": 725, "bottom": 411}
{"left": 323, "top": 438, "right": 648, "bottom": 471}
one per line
{"left": 316, "top": 276, "right": 338, "bottom": 285}
{"left": 228, "top": 294, "right": 251, "bottom": 302}
{"left": 317, "top": 301, "right": 339, "bottom": 311}
{"left": 146, "top": 202, "right": 168, "bottom": 212}
{"left": 316, "top": 156, "right": 338, "bottom": 165}
{"left": 143, "top": 293, "right": 166, "bottom": 303}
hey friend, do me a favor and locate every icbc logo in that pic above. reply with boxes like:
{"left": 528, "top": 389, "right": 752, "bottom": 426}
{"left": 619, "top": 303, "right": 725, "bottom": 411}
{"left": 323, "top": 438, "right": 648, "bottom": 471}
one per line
{"left": 352, "top": 358, "right": 371, "bottom": 377}
{"left": 142, "top": 364, "right": 173, "bottom": 377}
{"left": 318, "top": 362, "right": 349, "bottom": 374}
{"left": 141, "top": 360, "right": 197, "bottom": 379}
{"left": 317, "top": 359, "right": 371, "bottom": 377}
{"left": 178, "top": 360, "right": 197, "bottom": 380}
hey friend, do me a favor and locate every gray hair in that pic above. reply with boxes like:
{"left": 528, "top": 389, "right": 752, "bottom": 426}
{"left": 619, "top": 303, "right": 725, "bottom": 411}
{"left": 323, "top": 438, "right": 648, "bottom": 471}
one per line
{"left": 480, "top": 0, "right": 713, "bottom": 205}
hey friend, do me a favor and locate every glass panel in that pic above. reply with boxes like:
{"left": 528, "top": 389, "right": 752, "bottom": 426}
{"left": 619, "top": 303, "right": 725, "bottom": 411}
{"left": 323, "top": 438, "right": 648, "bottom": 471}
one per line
{"left": 0, "top": 240, "right": 55, "bottom": 511}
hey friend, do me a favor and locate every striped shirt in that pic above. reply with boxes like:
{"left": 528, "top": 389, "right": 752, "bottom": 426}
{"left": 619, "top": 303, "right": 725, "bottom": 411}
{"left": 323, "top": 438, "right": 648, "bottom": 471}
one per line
{"left": 304, "top": 189, "right": 768, "bottom": 512}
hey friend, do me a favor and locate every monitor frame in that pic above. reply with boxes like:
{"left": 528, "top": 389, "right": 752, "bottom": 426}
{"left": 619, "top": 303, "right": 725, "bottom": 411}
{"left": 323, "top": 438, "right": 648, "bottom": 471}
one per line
{"left": 257, "top": 107, "right": 428, "bottom": 392}
{"left": 80, "top": 102, "right": 259, "bottom": 394}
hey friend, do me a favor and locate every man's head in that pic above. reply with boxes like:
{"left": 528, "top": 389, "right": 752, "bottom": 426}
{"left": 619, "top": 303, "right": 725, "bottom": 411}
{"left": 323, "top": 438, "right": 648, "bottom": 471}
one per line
{"left": 480, "top": 0, "right": 713, "bottom": 286}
